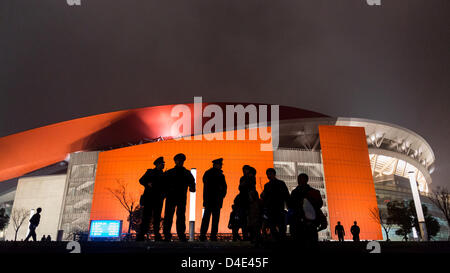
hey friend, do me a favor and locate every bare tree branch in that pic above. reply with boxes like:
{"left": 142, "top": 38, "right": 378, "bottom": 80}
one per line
{"left": 427, "top": 187, "right": 450, "bottom": 239}
{"left": 369, "top": 207, "right": 393, "bottom": 241}
{"left": 10, "top": 208, "right": 30, "bottom": 241}
{"left": 107, "top": 179, "right": 139, "bottom": 237}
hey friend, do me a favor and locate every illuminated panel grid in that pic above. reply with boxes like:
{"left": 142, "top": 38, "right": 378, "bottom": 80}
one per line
{"left": 319, "top": 125, "right": 382, "bottom": 240}
{"left": 90, "top": 129, "right": 274, "bottom": 234}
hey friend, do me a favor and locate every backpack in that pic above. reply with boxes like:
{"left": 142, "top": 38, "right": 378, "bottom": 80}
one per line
{"left": 303, "top": 191, "right": 328, "bottom": 231}
{"left": 302, "top": 198, "right": 316, "bottom": 221}
{"left": 315, "top": 208, "right": 328, "bottom": 231}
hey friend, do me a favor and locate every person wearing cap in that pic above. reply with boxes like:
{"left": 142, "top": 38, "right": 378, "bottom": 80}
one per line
{"left": 163, "top": 153, "right": 196, "bottom": 242}
{"left": 199, "top": 158, "right": 227, "bottom": 241}
{"left": 260, "top": 168, "right": 290, "bottom": 240}
{"left": 136, "top": 156, "right": 166, "bottom": 241}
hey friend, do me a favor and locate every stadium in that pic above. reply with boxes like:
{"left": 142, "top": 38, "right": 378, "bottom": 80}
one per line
{"left": 0, "top": 101, "right": 447, "bottom": 242}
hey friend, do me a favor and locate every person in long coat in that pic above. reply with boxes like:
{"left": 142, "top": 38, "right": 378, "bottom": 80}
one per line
{"left": 260, "top": 168, "right": 290, "bottom": 240}
{"left": 288, "top": 173, "right": 324, "bottom": 244}
{"left": 163, "top": 153, "right": 196, "bottom": 242}
{"left": 245, "top": 167, "right": 262, "bottom": 243}
{"left": 199, "top": 158, "right": 227, "bottom": 241}
{"left": 229, "top": 166, "right": 252, "bottom": 241}
{"left": 136, "top": 156, "right": 166, "bottom": 241}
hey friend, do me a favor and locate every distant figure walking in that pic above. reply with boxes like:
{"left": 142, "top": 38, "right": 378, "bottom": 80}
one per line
{"left": 260, "top": 168, "right": 290, "bottom": 240}
{"left": 40, "top": 235, "right": 46, "bottom": 241}
{"left": 200, "top": 158, "right": 227, "bottom": 241}
{"left": 163, "top": 153, "right": 196, "bottom": 242}
{"left": 46, "top": 235, "right": 52, "bottom": 242}
{"left": 24, "top": 208, "right": 42, "bottom": 242}
{"left": 350, "top": 221, "right": 360, "bottom": 242}
{"left": 137, "top": 156, "right": 166, "bottom": 241}
{"left": 335, "top": 221, "right": 345, "bottom": 242}
{"left": 288, "top": 173, "right": 324, "bottom": 245}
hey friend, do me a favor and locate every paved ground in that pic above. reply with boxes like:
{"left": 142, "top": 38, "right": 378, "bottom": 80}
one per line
{"left": 1, "top": 241, "right": 448, "bottom": 271}
{"left": 1, "top": 240, "right": 449, "bottom": 254}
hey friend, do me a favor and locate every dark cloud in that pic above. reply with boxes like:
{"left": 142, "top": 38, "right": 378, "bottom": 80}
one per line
{"left": 0, "top": 0, "right": 449, "bottom": 187}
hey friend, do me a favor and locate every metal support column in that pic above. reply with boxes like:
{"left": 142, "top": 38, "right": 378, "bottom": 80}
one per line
{"left": 408, "top": 171, "right": 428, "bottom": 241}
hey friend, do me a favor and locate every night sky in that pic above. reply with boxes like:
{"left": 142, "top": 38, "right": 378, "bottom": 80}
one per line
{"left": 0, "top": 1, "right": 449, "bottom": 188}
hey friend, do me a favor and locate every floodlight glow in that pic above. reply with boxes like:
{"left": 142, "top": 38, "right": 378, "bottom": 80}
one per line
{"left": 412, "top": 226, "right": 418, "bottom": 239}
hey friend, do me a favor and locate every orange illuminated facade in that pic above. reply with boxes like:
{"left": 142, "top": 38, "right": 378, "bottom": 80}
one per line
{"left": 0, "top": 103, "right": 324, "bottom": 183}
{"left": 90, "top": 129, "right": 274, "bottom": 234}
{"left": 319, "top": 125, "right": 383, "bottom": 240}
{"left": 1, "top": 101, "right": 438, "bottom": 242}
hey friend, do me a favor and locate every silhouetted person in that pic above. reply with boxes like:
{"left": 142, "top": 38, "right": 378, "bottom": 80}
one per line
{"left": 137, "top": 156, "right": 166, "bottom": 241}
{"left": 260, "top": 168, "right": 290, "bottom": 240}
{"left": 228, "top": 203, "right": 242, "bottom": 241}
{"left": 163, "top": 153, "right": 196, "bottom": 242}
{"left": 288, "top": 173, "right": 323, "bottom": 245}
{"left": 46, "top": 235, "right": 52, "bottom": 241}
{"left": 200, "top": 158, "right": 227, "bottom": 241}
{"left": 350, "top": 221, "right": 360, "bottom": 242}
{"left": 230, "top": 165, "right": 253, "bottom": 241}
{"left": 40, "top": 235, "right": 46, "bottom": 242}
{"left": 25, "top": 208, "right": 42, "bottom": 242}
{"left": 246, "top": 167, "right": 262, "bottom": 244}
{"left": 239, "top": 165, "right": 255, "bottom": 192}
{"left": 402, "top": 234, "right": 408, "bottom": 241}
{"left": 335, "top": 221, "right": 345, "bottom": 242}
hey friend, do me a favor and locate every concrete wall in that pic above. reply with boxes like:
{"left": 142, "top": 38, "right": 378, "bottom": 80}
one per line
{"left": 59, "top": 151, "right": 99, "bottom": 239}
{"left": 5, "top": 174, "right": 66, "bottom": 241}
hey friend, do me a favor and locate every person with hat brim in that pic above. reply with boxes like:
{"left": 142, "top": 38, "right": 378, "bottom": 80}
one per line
{"left": 136, "top": 156, "right": 166, "bottom": 241}
{"left": 163, "top": 153, "right": 196, "bottom": 242}
{"left": 199, "top": 158, "right": 227, "bottom": 241}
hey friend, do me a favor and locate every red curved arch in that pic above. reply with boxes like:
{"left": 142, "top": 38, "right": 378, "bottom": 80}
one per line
{"left": 0, "top": 102, "right": 327, "bottom": 182}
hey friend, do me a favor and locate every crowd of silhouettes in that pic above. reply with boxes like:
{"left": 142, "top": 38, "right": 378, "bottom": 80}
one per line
{"left": 16, "top": 155, "right": 364, "bottom": 245}
{"left": 137, "top": 153, "right": 196, "bottom": 242}
{"left": 17, "top": 154, "right": 363, "bottom": 245}
{"left": 136, "top": 153, "right": 338, "bottom": 245}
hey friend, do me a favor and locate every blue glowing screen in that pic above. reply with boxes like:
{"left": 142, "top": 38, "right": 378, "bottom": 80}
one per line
{"left": 89, "top": 220, "right": 121, "bottom": 238}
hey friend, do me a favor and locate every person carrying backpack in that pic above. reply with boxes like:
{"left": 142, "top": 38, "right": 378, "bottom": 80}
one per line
{"left": 288, "top": 173, "right": 327, "bottom": 245}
